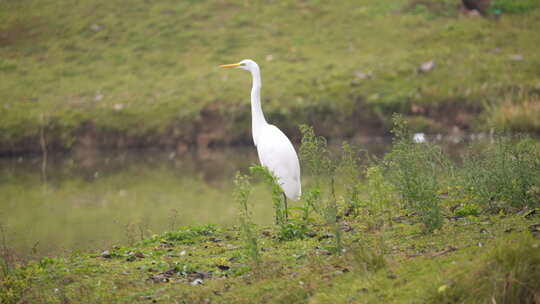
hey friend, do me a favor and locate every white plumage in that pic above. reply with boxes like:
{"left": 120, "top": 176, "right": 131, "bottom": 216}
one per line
{"left": 220, "top": 59, "right": 301, "bottom": 201}
{"left": 255, "top": 124, "right": 301, "bottom": 201}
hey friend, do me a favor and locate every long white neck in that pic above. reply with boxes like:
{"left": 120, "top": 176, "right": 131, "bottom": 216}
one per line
{"left": 249, "top": 66, "right": 267, "bottom": 146}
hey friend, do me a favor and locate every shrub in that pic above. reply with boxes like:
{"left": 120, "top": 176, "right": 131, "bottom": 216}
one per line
{"left": 461, "top": 136, "right": 540, "bottom": 211}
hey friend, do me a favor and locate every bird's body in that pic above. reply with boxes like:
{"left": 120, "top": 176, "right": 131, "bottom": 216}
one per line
{"left": 255, "top": 124, "right": 301, "bottom": 201}
{"left": 221, "top": 59, "right": 301, "bottom": 202}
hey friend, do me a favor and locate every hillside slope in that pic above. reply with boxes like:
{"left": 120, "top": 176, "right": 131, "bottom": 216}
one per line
{"left": 1, "top": 0, "right": 539, "bottom": 152}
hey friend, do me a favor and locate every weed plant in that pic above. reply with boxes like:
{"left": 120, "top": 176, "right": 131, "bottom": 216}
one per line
{"left": 233, "top": 172, "right": 261, "bottom": 267}
{"left": 349, "top": 237, "right": 387, "bottom": 273}
{"left": 249, "top": 165, "right": 308, "bottom": 241}
{"left": 383, "top": 115, "right": 448, "bottom": 232}
{"left": 336, "top": 142, "right": 363, "bottom": 217}
{"left": 362, "top": 165, "right": 398, "bottom": 230}
{"left": 249, "top": 165, "right": 287, "bottom": 225}
{"left": 299, "top": 125, "right": 343, "bottom": 253}
{"left": 460, "top": 136, "right": 540, "bottom": 212}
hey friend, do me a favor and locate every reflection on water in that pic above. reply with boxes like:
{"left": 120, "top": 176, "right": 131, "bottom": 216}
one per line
{"left": 0, "top": 147, "right": 267, "bottom": 257}
{"left": 0, "top": 134, "right": 513, "bottom": 257}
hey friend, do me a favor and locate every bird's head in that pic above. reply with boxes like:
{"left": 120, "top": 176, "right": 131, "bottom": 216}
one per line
{"left": 220, "top": 59, "right": 259, "bottom": 72}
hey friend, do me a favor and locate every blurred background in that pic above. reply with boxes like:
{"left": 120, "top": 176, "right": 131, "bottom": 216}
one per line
{"left": 0, "top": 0, "right": 538, "bottom": 257}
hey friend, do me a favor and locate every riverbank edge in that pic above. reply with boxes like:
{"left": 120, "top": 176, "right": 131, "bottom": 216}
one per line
{"left": 1, "top": 99, "right": 490, "bottom": 155}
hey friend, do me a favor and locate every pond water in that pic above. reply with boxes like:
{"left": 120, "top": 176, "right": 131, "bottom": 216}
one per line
{"left": 0, "top": 134, "right": 494, "bottom": 258}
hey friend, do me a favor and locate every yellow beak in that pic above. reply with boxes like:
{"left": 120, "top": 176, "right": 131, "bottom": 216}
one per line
{"left": 219, "top": 63, "right": 241, "bottom": 68}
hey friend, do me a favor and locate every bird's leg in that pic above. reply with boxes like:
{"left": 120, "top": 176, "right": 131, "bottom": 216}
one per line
{"left": 283, "top": 192, "right": 288, "bottom": 222}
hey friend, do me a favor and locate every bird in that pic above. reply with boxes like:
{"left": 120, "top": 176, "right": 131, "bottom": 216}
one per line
{"left": 220, "top": 59, "right": 301, "bottom": 219}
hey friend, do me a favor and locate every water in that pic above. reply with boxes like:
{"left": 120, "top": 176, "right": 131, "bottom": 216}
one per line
{"left": 0, "top": 133, "right": 514, "bottom": 258}
{"left": 0, "top": 147, "right": 272, "bottom": 257}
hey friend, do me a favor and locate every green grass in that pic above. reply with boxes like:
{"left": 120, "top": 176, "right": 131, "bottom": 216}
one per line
{"left": 1, "top": 0, "right": 540, "bottom": 152}
{"left": 2, "top": 212, "right": 539, "bottom": 303}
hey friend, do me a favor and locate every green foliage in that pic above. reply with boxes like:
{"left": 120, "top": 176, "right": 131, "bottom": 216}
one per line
{"left": 250, "top": 165, "right": 287, "bottom": 225}
{"left": 301, "top": 188, "right": 323, "bottom": 220}
{"left": 426, "top": 233, "right": 540, "bottom": 303}
{"left": 384, "top": 114, "right": 447, "bottom": 232}
{"left": 337, "top": 142, "right": 363, "bottom": 217}
{"left": 362, "top": 165, "right": 398, "bottom": 229}
{"left": 234, "top": 172, "right": 261, "bottom": 267}
{"left": 163, "top": 225, "right": 218, "bottom": 244}
{"left": 490, "top": 0, "right": 539, "bottom": 14}
{"left": 0, "top": 267, "right": 32, "bottom": 304}
{"left": 461, "top": 137, "right": 540, "bottom": 211}
{"left": 299, "top": 124, "right": 334, "bottom": 184}
{"left": 404, "top": 0, "right": 460, "bottom": 18}
{"left": 299, "top": 125, "right": 344, "bottom": 253}
{"left": 350, "top": 239, "right": 387, "bottom": 273}
{"left": 453, "top": 203, "right": 481, "bottom": 218}
{"left": 277, "top": 221, "right": 309, "bottom": 241}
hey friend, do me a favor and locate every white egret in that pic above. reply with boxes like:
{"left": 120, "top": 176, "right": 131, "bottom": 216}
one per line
{"left": 220, "top": 59, "right": 301, "bottom": 218}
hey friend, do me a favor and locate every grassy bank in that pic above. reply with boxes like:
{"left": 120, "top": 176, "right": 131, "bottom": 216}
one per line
{"left": 2, "top": 119, "right": 539, "bottom": 303}
{"left": 1, "top": 0, "right": 540, "bottom": 153}
{"left": 2, "top": 214, "right": 539, "bottom": 303}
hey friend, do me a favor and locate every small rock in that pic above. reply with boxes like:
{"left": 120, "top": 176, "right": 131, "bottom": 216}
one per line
{"left": 509, "top": 54, "right": 524, "bottom": 61}
{"left": 411, "top": 103, "right": 425, "bottom": 114}
{"left": 419, "top": 60, "right": 435, "bottom": 73}
{"left": 94, "top": 92, "right": 104, "bottom": 102}
{"left": 101, "top": 250, "right": 112, "bottom": 258}
{"left": 387, "top": 273, "right": 398, "bottom": 279}
{"left": 209, "top": 237, "right": 222, "bottom": 242}
{"left": 317, "top": 249, "right": 332, "bottom": 256}
{"left": 113, "top": 103, "right": 124, "bottom": 111}
{"left": 161, "top": 9, "right": 175, "bottom": 15}
{"left": 265, "top": 54, "right": 274, "bottom": 62}
{"left": 191, "top": 278, "right": 203, "bottom": 286}
{"left": 90, "top": 24, "right": 102, "bottom": 32}
{"left": 354, "top": 70, "right": 373, "bottom": 80}
{"left": 466, "top": 9, "right": 481, "bottom": 17}
{"left": 180, "top": 250, "right": 187, "bottom": 256}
